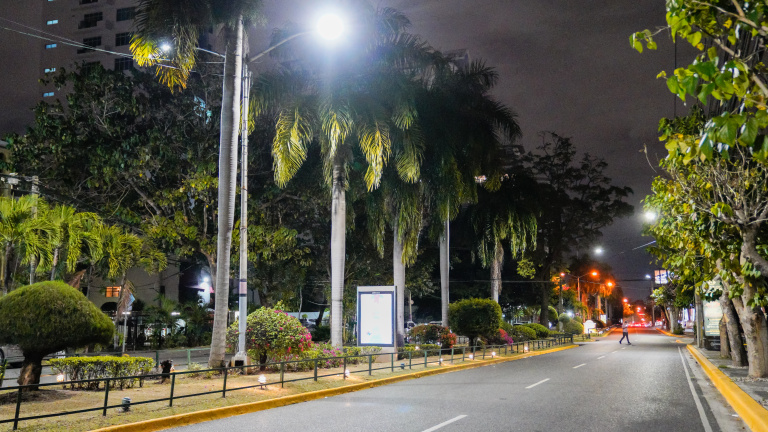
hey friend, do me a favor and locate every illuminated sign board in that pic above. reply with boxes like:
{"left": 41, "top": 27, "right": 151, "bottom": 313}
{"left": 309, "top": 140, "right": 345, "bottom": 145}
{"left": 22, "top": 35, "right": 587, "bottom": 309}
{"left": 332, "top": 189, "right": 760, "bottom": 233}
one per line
{"left": 357, "top": 286, "right": 395, "bottom": 347}
{"left": 703, "top": 300, "right": 723, "bottom": 337}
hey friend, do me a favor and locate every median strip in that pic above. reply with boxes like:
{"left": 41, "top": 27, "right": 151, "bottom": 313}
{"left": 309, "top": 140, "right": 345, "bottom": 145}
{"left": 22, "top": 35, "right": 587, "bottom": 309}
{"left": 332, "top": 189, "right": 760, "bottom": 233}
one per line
{"left": 93, "top": 344, "right": 576, "bottom": 432}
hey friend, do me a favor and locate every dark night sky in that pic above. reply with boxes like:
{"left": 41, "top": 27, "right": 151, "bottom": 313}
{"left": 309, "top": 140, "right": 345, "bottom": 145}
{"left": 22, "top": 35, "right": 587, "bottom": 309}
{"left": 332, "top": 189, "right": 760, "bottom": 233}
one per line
{"left": 0, "top": 1, "right": 693, "bottom": 299}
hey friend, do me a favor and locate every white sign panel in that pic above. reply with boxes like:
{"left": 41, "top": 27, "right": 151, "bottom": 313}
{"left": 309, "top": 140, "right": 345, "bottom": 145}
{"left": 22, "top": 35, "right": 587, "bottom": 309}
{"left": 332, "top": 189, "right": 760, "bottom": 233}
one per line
{"left": 357, "top": 286, "right": 395, "bottom": 347}
{"left": 703, "top": 300, "right": 723, "bottom": 337}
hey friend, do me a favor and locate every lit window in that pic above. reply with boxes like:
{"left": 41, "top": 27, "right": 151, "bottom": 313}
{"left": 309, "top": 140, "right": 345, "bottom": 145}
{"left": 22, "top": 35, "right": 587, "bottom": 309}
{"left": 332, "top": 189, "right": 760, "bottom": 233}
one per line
{"left": 44, "top": 67, "right": 56, "bottom": 73}
{"left": 42, "top": 92, "right": 54, "bottom": 97}
{"left": 46, "top": 20, "right": 59, "bottom": 25}
{"left": 105, "top": 286, "right": 121, "bottom": 297}
{"left": 45, "top": 43, "right": 57, "bottom": 49}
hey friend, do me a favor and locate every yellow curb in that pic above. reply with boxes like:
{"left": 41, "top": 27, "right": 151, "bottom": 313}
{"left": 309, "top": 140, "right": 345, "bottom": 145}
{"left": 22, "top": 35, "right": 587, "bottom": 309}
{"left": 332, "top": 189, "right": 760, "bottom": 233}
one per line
{"left": 656, "top": 328, "right": 677, "bottom": 337}
{"left": 687, "top": 345, "right": 768, "bottom": 432}
{"left": 93, "top": 345, "right": 576, "bottom": 432}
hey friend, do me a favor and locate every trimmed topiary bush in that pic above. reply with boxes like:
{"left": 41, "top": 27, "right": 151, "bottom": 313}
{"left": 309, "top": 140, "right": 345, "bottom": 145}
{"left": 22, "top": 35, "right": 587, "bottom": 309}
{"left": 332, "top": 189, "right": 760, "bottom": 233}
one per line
{"left": 483, "top": 328, "right": 514, "bottom": 345}
{"left": 410, "top": 324, "right": 456, "bottom": 348}
{"left": 564, "top": 320, "right": 584, "bottom": 335}
{"left": 524, "top": 323, "right": 550, "bottom": 339}
{"left": 448, "top": 298, "right": 502, "bottom": 346}
{"left": 0, "top": 281, "right": 114, "bottom": 386}
{"left": 510, "top": 325, "right": 536, "bottom": 341}
{"left": 558, "top": 313, "right": 571, "bottom": 324}
{"left": 226, "top": 307, "right": 312, "bottom": 370}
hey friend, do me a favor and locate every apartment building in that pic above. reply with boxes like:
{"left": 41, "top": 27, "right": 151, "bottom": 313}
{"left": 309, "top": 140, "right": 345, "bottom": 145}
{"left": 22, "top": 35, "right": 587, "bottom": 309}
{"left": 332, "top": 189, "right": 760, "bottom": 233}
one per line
{"left": 38, "top": 0, "right": 138, "bottom": 99}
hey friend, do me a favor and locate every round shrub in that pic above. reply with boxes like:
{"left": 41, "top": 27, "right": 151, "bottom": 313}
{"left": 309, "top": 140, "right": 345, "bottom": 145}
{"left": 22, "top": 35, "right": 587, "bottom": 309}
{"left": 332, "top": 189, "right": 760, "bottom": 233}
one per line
{"left": 226, "top": 307, "right": 312, "bottom": 370}
{"left": 524, "top": 323, "right": 550, "bottom": 339}
{"left": 448, "top": 298, "right": 502, "bottom": 346}
{"left": 0, "top": 281, "right": 114, "bottom": 386}
{"left": 500, "top": 321, "right": 514, "bottom": 334}
{"left": 564, "top": 320, "right": 584, "bottom": 335}
{"left": 483, "top": 328, "right": 514, "bottom": 345}
{"left": 558, "top": 313, "right": 571, "bottom": 324}
{"left": 411, "top": 324, "right": 456, "bottom": 348}
{"left": 510, "top": 325, "right": 536, "bottom": 341}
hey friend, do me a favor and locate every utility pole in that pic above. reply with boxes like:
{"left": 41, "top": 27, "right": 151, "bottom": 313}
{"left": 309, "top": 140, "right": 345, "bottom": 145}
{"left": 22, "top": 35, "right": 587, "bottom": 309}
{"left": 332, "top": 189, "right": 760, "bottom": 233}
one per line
{"left": 29, "top": 176, "right": 39, "bottom": 284}
{"left": 235, "top": 63, "right": 251, "bottom": 364}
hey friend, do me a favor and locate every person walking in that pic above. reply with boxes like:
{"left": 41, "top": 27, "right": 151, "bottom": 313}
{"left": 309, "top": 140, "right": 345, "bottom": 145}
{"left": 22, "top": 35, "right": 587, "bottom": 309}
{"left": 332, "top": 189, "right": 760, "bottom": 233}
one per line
{"left": 619, "top": 321, "right": 631, "bottom": 345}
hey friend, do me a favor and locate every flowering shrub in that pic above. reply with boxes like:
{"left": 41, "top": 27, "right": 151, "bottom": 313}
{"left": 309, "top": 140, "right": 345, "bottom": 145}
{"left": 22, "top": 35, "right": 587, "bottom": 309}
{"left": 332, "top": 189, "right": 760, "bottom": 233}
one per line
{"left": 481, "top": 328, "right": 514, "bottom": 346}
{"left": 226, "top": 307, "right": 312, "bottom": 370}
{"left": 411, "top": 324, "right": 456, "bottom": 349}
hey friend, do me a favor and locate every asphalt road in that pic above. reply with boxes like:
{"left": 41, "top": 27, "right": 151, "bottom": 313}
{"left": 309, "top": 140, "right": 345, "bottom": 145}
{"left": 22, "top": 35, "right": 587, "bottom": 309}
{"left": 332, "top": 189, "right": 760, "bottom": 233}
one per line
{"left": 168, "top": 328, "right": 746, "bottom": 432}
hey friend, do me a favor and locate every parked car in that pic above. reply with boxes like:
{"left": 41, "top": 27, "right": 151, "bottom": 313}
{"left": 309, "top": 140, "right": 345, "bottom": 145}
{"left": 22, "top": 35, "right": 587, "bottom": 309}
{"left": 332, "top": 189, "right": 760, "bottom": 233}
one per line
{"left": 0, "top": 345, "right": 23, "bottom": 368}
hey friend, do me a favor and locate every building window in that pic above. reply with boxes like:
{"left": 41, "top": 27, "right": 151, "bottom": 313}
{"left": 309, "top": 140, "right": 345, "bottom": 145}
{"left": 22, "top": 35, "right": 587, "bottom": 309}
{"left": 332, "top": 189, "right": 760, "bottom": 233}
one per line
{"left": 46, "top": 19, "right": 59, "bottom": 25}
{"left": 79, "top": 12, "right": 102, "bottom": 29}
{"left": 116, "top": 7, "right": 135, "bottom": 22}
{"left": 42, "top": 92, "right": 55, "bottom": 97}
{"left": 105, "top": 286, "right": 121, "bottom": 297}
{"left": 80, "top": 0, "right": 98, "bottom": 4}
{"left": 115, "top": 32, "right": 132, "bottom": 47}
{"left": 44, "top": 67, "right": 56, "bottom": 73}
{"left": 45, "top": 43, "right": 57, "bottom": 49}
{"left": 114, "top": 57, "right": 133, "bottom": 71}
{"left": 78, "top": 36, "right": 101, "bottom": 54}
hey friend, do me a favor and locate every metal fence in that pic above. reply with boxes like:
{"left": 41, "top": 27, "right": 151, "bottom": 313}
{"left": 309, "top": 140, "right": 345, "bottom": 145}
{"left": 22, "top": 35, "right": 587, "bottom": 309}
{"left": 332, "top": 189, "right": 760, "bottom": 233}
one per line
{"left": 1, "top": 335, "right": 572, "bottom": 430}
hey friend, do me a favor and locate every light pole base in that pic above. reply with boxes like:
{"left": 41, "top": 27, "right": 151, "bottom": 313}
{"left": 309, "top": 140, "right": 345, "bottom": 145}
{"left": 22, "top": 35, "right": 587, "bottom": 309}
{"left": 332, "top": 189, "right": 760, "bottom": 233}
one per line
{"left": 232, "top": 352, "right": 253, "bottom": 374}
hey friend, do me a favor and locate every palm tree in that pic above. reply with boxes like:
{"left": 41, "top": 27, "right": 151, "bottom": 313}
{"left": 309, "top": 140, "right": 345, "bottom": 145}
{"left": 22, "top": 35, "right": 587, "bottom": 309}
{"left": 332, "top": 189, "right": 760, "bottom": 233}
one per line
{"left": 417, "top": 59, "right": 522, "bottom": 322}
{"left": 0, "top": 196, "right": 56, "bottom": 295}
{"left": 130, "top": 0, "right": 263, "bottom": 366}
{"left": 42, "top": 204, "right": 101, "bottom": 281}
{"left": 92, "top": 224, "right": 167, "bottom": 347}
{"left": 470, "top": 176, "right": 538, "bottom": 303}
{"left": 251, "top": 3, "right": 432, "bottom": 347}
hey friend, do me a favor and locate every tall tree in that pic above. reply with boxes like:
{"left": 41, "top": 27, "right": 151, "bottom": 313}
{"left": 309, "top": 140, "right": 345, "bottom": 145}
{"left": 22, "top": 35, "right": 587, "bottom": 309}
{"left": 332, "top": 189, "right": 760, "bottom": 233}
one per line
{"left": 418, "top": 60, "right": 521, "bottom": 325}
{"left": 130, "top": 0, "right": 262, "bottom": 366}
{"left": 251, "top": 3, "right": 432, "bottom": 347}
{"left": 525, "top": 133, "right": 633, "bottom": 324}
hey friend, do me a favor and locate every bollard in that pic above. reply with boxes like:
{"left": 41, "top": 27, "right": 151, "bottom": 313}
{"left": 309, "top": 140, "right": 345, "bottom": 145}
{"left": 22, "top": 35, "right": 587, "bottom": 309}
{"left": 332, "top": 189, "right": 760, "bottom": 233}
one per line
{"left": 122, "top": 397, "right": 132, "bottom": 412}
{"left": 222, "top": 368, "right": 228, "bottom": 398}
{"left": 451, "top": 348, "right": 454, "bottom": 364}
{"left": 424, "top": 350, "right": 428, "bottom": 367}
{"left": 368, "top": 355, "right": 373, "bottom": 376}
{"left": 280, "top": 362, "right": 285, "bottom": 388}
{"left": 409, "top": 351, "right": 412, "bottom": 369}
{"left": 13, "top": 387, "right": 22, "bottom": 430}
{"left": 187, "top": 349, "right": 191, "bottom": 368}
{"left": 314, "top": 359, "right": 318, "bottom": 381}
{"left": 391, "top": 352, "right": 394, "bottom": 372}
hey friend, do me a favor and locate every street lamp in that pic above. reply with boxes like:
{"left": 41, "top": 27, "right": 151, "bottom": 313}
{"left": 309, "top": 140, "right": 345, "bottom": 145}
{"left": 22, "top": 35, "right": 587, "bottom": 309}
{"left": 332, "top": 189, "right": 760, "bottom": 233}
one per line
{"left": 564, "top": 271, "right": 598, "bottom": 319}
{"left": 594, "top": 247, "right": 604, "bottom": 256}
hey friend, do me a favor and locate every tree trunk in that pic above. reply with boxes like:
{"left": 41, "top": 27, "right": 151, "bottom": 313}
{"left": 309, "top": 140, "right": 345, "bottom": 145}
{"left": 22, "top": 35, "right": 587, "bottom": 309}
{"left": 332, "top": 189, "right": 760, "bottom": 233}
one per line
{"left": 490, "top": 241, "right": 503, "bottom": 303}
{"left": 719, "top": 317, "right": 730, "bottom": 359}
{"left": 17, "top": 352, "right": 45, "bottom": 388}
{"left": 695, "top": 291, "right": 704, "bottom": 347}
{"left": 330, "top": 157, "right": 346, "bottom": 348}
{"left": 315, "top": 295, "right": 327, "bottom": 327}
{"left": 50, "top": 247, "right": 59, "bottom": 281}
{"left": 209, "top": 18, "right": 244, "bottom": 368}
{"left": 259, "top": 351, "right": 268, "bottom": 372}
{"left": 393, "top": 228, "right": 405, "bottom": 347}
{"left": 0, "top": 246, "right": 8, "bottom": 295}
{"left": 720, "top": 291, "right": 746, "bottom": 367}
{"left": 732, "top": 294, "right": 768, "bottom": 378}
{"left": 439, "top": 218, "right": 449, "bottom": 327}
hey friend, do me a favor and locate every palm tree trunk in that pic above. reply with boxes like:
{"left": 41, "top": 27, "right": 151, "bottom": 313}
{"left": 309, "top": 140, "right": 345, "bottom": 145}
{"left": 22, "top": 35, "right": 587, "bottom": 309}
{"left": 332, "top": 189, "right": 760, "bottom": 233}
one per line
{"left": 209, "top": 17, "right": 244, "bottom": 368}
{"left": 330, "top": 158, "right": 346, "bottom": 348}
{"left": 0, "top": 246, "right": 8, "bottom": 295}
{"left": 439, "top": 218, "right": 449, "bottom": 327}
{"left": 393, "top": 227, "right": 405, "bottom": 347}
{"left": 113, "top": 274, "right": 127, "bottom": 348}
{"left": 490, "top": 241, "right": 503, "bottom": 303}
{"left": 50, "top": 248, "right": 60, "bottom": 281}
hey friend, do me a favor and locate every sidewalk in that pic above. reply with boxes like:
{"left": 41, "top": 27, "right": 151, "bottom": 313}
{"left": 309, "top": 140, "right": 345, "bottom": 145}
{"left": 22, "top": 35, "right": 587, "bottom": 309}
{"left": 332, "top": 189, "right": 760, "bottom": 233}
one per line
{"left": 692, "top": 346, "right": 768, "bottom": 411}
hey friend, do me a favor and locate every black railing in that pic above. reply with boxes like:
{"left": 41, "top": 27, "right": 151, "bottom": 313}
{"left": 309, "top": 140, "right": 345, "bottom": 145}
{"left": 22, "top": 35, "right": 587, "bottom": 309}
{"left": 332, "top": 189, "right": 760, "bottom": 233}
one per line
{"left": 1, "top": 335, "right": 573, "bottom": 430}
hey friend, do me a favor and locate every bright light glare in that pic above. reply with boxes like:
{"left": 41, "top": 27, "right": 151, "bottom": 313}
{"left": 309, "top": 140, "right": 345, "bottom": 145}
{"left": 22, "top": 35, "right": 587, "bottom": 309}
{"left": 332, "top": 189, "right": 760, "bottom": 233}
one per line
{"left": 644, "top": 211, "right": 657, "bottom": 222}
{"left": 594, "top": 247, "right": 603, "bottom": 255}
{"left": 160, "top": 42, "right": 172, "bottom": 53}
{"left": 645, "top": 274, "right": 652, "bottom": 279}
{"left": 591, "top": 271, "right": 598, "bottom": 277}
{"left": 317, "top": 14, "right": 344, "bottom": 40}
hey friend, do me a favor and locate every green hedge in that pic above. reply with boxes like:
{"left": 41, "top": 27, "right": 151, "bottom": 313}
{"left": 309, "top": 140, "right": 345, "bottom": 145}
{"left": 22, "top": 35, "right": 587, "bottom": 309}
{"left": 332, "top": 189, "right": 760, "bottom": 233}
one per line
{"left": 266, "top": 344, "right": 383, "bottom": 372}
{"left": 524, "top": 323, "right": 551, "bottom": 339}
{"left": 510, "top": 325, "right": 537, "bottom": 341}
{"left": 397, "top": 343, "right": 441, "bottom": 360}
{"left": 49, "top": 356, "right": 154, "bottom": 390}
{"left": 564, "top": 320, "right": 584, "bottom": 336}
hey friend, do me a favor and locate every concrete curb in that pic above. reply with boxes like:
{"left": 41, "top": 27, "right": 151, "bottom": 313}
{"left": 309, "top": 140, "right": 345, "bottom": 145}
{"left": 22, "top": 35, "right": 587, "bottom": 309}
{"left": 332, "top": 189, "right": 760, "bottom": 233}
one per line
{"left": 687, "top": 345, "right": 768, "bottom": 432}
{"left": 656, "top": 328, "right": 677, "bottom": 337}
{"left": 93, "top": 345, "right": 577, "bottom": 432}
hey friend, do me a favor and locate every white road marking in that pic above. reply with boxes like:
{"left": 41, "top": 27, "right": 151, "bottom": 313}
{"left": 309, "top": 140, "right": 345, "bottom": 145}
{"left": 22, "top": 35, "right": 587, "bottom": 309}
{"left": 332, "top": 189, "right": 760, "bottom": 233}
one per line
{"left": 597, "top": 356, "right": 605, "bottom": 359}
{"left": 678, "top": 347, "right": 714, "bottom": 432}
{"left": 573, "top": 363, "right": 586, "bottom": 369}
{"left": 525, "top": 378, "right": 550, "bottom": 389}
{"left": 421, "top": 415, "right": 467, "bottom": 432}
{"left": 612, "top": 351, "right": 618, "bottom": 353}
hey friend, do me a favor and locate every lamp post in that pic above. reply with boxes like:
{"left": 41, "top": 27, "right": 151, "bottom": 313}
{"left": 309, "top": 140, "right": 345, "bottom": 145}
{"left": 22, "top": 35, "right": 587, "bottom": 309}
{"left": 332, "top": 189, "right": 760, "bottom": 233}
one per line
{"left": 567, "top": 271, "right": 598, "bottom": 319}
{"left": 646, "top": 274, "right": 655, "bottom": 327}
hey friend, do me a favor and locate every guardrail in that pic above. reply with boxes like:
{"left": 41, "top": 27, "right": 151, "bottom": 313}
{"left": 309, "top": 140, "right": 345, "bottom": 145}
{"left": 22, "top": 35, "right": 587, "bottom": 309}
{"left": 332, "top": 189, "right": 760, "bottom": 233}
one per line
{"left": 1, "top": 335, "right": 572, "bottom": 430}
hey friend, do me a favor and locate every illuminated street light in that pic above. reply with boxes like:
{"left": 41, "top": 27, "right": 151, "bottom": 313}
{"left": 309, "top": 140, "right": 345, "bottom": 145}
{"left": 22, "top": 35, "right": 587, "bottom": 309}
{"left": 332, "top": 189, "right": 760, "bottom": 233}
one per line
{"left": 644, "top": 211, "right": 657, "bottom": 222}
{"left": 317, "top": 14, "right": 345, "bottom": 40}
{"left": 594, "top": 247, "right": 604, "bottom": 256}
{"left": 623, "top": 298, "right": 628, "bottom": 303}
